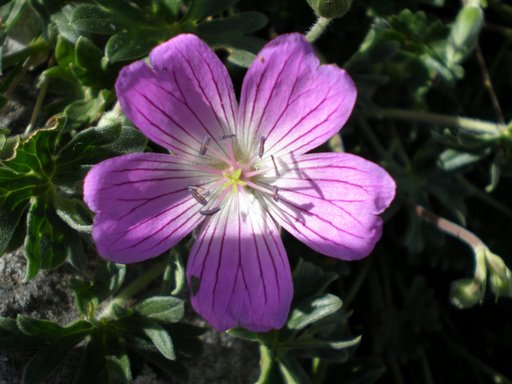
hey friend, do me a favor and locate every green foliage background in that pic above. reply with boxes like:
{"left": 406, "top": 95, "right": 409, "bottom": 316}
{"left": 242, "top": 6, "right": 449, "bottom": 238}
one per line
{"left": 0, "top": 0, "right": 511, "bottom": 383}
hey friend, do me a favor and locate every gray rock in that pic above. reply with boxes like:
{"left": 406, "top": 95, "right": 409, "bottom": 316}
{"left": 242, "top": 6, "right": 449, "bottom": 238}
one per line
{"left": 0, "top": 249, "right": 261, "bottom": 383}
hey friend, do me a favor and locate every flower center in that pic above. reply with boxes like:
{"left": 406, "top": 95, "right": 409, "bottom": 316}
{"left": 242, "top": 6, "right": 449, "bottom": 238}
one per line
{"left": 188, "top": 134, "right": 281, "bottom": 216}
{"left": 221, "top": 168, "right": 247, "bottom": 193}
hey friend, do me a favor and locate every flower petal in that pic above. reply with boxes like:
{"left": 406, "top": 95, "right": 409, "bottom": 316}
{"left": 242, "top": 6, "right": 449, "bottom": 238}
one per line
{"left": 266, "top": 153, "right": 396, "bottom": 260}
{"left": 116, "top": 34, "right": 238, "bottom": 157}
{"left": 238, "top": 33, "right": 356, "bottom": 157}
{"left": 187, "top": 191, "right": 293, "bottom": 331}
{"left": 84, "top": 153, "right": 214, "bottom": 263}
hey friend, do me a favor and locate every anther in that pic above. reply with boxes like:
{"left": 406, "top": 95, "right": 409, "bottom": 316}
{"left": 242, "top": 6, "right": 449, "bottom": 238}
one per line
{"left": 272, "top": 186, "right": 279, "bottom": 202}
{"left": 220, "top": 133, "right": 236, "bottom": 140}
{"left": 200, "top": 207, "right": 221, "bottom": 216}
{"left": 258, "top": 137, "right": 266, "bottom": 158}
{"left": 189, "top": 187, "right": 208, "bottom": 206}
{"left": 270, "top": 155, "right": 280, "bottom": 177}
{"left": 200, "top": 136, "right": 211, "bottom": 155}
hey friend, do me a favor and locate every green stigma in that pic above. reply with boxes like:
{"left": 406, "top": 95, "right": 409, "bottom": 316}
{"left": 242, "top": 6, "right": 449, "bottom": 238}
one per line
{"left": 222, "top": 168, "right": 247, "bottom": 193}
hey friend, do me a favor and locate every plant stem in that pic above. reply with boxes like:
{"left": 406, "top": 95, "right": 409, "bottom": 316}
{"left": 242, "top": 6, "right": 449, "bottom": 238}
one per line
{"left": 456, "top": 175, "right": 512, "bottom": 219}
{"left": 100, "top": 260, "right": 168, "bottom": 319}
{"left": 419, "top": 350, "right": 435, "bottom": 384}
{"left": 357, "top": 118, "right": 395, "bottom": 164}
{"left": 413, "top": 205, "right": 488, "bottom": 285}
{"left": 380, "top": 108, "right": 505, "bottom": 136}
{"left": 344, "top": 259, "right": 371, "bottom": 308}
{"left": 305, "top": 16, "right": 331, "bottom": 43}
{"left": 475, "top": 44, "right": 505, "bottom": 125}
{"left": 444, "top": 336, "right": 512, "bottom": 384}
{"left": 413, "top": 205, "right": 484, "bottom": 250}
{"left": 256, "top": 345, "right": 274, "bottom": 384}
{"left": 1, "top": 38, "right": 49, "bottom": 69}
{"left": 25, "top": 79, "right": 49, "bottom": 134}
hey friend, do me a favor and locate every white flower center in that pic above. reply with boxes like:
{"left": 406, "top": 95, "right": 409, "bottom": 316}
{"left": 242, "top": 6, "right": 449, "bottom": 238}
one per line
{"left": 187, "top": 134, "right": 280, "bottom": 215}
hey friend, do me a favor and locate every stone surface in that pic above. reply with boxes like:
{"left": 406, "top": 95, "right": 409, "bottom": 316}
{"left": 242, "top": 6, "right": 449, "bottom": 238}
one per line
{"left": 187, "top": 326, "right": 260, "bottom": 384}
{"left": 0, "top": 249, "right": 260, "bottom": 383}
{"left": 0, "top": 248, "right": 81, "bottom": 383}
{"left": 0, "top": 74, "right": 37, "bottom": 134}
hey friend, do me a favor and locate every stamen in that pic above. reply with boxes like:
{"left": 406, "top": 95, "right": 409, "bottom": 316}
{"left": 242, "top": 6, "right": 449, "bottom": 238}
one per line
{"left": 200, "top": 207, "right": 221, "bottom": 216}
{"left": 271, "top": 155, "right": 280, "bottom": 177}
{"left": 223, "top": 134, "right": 237, "bottom": 166}
{"left": 258, "top": 137, "right": 266, "bottom": 158}
{"left": 200, "top": 136, "right": 211, "bottom": 155}
{"left": 189, "top": 187, "right": 208, "bottom": 206}
{"left": 220, "top": 133, "right": 236, "bottom": 140}
{"left": 272, "top": 186, "right": 279, "bottom": 202}
{"left": 243, "top": 167, "right": 272, "bottom": 178}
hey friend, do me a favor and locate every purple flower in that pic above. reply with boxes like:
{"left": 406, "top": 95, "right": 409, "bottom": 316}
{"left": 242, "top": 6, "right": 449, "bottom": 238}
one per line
{"left": 84, "top": 33, "right": 395, "bottom": 332}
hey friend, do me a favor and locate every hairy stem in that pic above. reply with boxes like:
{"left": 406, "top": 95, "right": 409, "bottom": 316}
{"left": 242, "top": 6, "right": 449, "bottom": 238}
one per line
{"left": 305, "top": 17, "right": 331, "bottom": 43}
{"left": 444, "top": 336, "right": 512, "bottom": 384}
{"left": 413, "top": 205, "right": 484, "bottom": 250}
{"left": 381, "top": 108, "right": 505, "bottom": 137}
{"left": 100, "top": 260, "right": 167, "bottom": 319}
{"left": 1, "top": 38, "right": 49, "bottom": 69}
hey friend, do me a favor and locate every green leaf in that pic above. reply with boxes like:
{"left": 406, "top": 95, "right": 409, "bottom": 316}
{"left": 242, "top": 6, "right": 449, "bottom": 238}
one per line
{"left": 51, "top": 4, "right": 80, "bottom": 43}
{"left": 93, "top": 0, "right": 145, "bottom": 23}
{"left": 0, "top": 198, "right": 28, "bottom": 255}
{"left": 0, "top": 332, "right": 47, "bottom": 350}
{"left": 161, "top": 0, "right": 181, "bottom": 19}
{"left": 195, "top": 12, "right": 267, "bottom": 67}
{"left": 227, "top": 327, "right": 262, "bottom": 342}
{"left": 105, "top": 31, "right": 162, "bottom": 63}
{"left": 17, "top": 316, "right": 91, "bottom": 338}
{"left": 0, "top": 316, "right": 17, "bottom": 333}
{"left": 71, "top": 4, "right": 121, "bottom": 35}
{"left": 186, "top": 0, "right": 238, "bottom": 20}
{"left": 287, "top": 294, "right": 343, "bottom": 330}
{"left": 54, "top": 35, "right": 75, "bottom": 68}
{"left": 54, "top": 115, "right": 146, "bottom": 187}
{"left": 0, "top": 135, "right": 20, "bottom": 159}
{"left": 61, "top": 91, "right": 111, "bottom": 132}
{"left": 438, "top": 148, "right": 488, "bottom": 171}
{"left": 17, "top": 316, "right": 65, "bottom": 337}
{"left": 137, "top": 349, "right": 189, "bottom": 382}
{"left": 143, "top": 322, "right": 175, "bottom": 360}
{"left": 53, "top": 194, "right": 92, "bottom": 233}
{"left": 21, "top": 333, "right": 86, "bottom": 384}
{"left": 0, "top": 129, "right": 59, "bottom": 256}
{"left": 23, "top": 195, "right": 70, "bottom": 280}
{"left": 72, "top": 36, "right": 108, "bottom": 88}
{"left": 73, "top": 335, "right": 104, "bottom": 384}
{"left": 278, "top": 355, "right": 312, "bottom": 384}
{"left": 94, "top": 262, "right": 127, "bottom": 303}
{"left": 103, "top": 353, "right": 132, "bottom": 384}
{"left": 446, "top": 6, "right": 483, "bottom": 66}
{"left": 292, "top": 259, "right": 339, "bottom": 302}
{"left": 288, "top": 335, "right": 361, "bottom": 351}
{"left": 135, "top": 296, "right": 184, "bottom": 323}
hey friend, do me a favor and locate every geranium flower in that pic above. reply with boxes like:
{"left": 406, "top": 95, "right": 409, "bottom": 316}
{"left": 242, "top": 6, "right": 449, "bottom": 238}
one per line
{"left": 84, "top": 33, "right": 395, "bottom": 331}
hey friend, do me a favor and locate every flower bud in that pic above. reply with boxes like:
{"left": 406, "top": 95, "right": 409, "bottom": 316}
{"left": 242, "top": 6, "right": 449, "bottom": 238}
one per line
{"left": 306, "top": 0, "right": 354, "bottom": 19}
{"left": 450, "top": 278, "right": 484, "bottom": 309}
{"left": 486, "top": 252, "right": 512, "bottom": 298}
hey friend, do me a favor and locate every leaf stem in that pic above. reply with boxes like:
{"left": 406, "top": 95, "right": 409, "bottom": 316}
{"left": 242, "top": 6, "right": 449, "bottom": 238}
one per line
{"left": 100, "top": 260, "right": 167, "bottom": 319}
{"left": 25, "top": 76, "right": 50, "bottom": 135}
{"left": 380, "top": 108, "right": 506, "bottom": 136}
{"left": 1, "top": 38, "right": 49, "bottom": 69}
{"left": 456, "top": 175, "right": 512, "bottom": 219}
{"left": 305, "top": 16, "right": 331, "bottom": 43}
{"left": 413, "top": 205, "right": 484, "bottom": 250}
{"left": 344, "top": 259, "right": 371, "bottom": 309}
{"left": 443, "top": 336, "right": 512, "bottom": 384}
